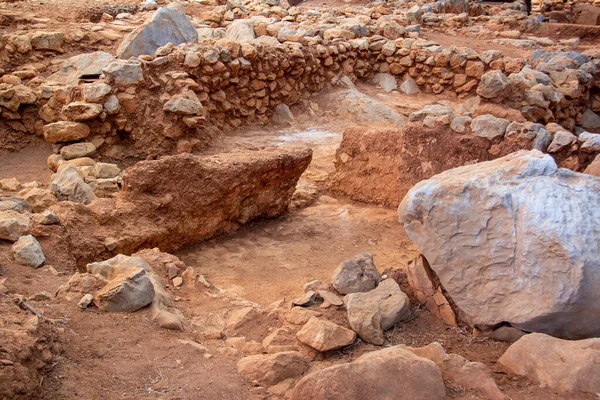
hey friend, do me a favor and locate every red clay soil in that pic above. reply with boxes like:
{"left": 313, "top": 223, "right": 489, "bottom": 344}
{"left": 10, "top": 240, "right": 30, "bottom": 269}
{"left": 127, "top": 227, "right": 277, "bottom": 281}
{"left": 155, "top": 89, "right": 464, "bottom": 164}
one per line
{"left": 328, "top": 124, "right": 494, "bottom": 208}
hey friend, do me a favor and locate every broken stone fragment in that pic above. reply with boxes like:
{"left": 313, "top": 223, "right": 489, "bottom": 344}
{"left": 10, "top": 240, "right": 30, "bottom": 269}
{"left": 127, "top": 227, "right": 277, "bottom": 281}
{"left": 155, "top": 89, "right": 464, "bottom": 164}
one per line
{"left": 0, "top": 178, "right": 21, "bottom": 191}
{"left": 345, "top": 279, "right": 410, "bottom": 345}
{"left": 476, "top": 70, "right": 508, "bottom": 99}
{"left": 262, "top": 326, "right": 298, "bottom": 353}
{"left": 272, "top": 103, "right": 294, "bottom": 125}
{"left": 117, "top": 4, "right": 198, "bottom": 59}
{"left": 12, "top": 235, "right": 45, "bottom": 268}
{"left": 30, "top": 32, "right": 65, "bottom": 51}
{"left": 83, "top": 83, "right": 112, "bottom": 103}
{"left": 31, "top": 210, "right": 60, "bottom": 225}
{"left": 102, "top": 60, "right": 143, "bottom": 86}
{"left": 407, "top": 255, "right": 456, "bottom": 326}
{"left": 0, "top": 196, "right": 30, "bottom": 213}
{"left": 224, "top": 19, "right": 256, "bottom": 43}
{"left": 286, "top": 307, "right": 321, "bottom": 325}
{"left": 547, "top": 130, "right": 577, "bottom": 153}
{"left": 331, "top": 252, "right": 381, "bottom": 295}
{"left": 470, "top": 114, "right": 510, "bottom": 140}
{"left": 296, "top": 317, "right": 356, "bottom": 352}
{"left": 78, "top": 293, "right": 94, "bottom": 309}
{"left": 93, "top": 267, "right": 155, "bottom": 312}
{"left": 47, "top": 51, "right": 115, "bottom": 84}
{"left": 49, "top": 167, "right": 97, "bottom": 205}
{"left": 92, "top": 163, "right": 120, "bottom": 179}
{"left": 237, "top": 351, "right": 308, "bottom": 387}
{"left": 316, "top": 290, "right": 343, "bottom": 308}
{"left": 292, "top": 290, "right": 316, "bottom": 306}
{"left": 21, "top": 188, "right": 58, "bottom": 213}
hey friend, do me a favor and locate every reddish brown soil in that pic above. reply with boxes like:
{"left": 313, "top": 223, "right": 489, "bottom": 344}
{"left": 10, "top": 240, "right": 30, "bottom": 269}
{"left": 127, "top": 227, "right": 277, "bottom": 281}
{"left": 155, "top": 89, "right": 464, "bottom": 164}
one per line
{"left": 1, "top": 0, "right": 599, "bottom": 397}
{"left": 0, "top": 140, "right": 53, "bottom": 184}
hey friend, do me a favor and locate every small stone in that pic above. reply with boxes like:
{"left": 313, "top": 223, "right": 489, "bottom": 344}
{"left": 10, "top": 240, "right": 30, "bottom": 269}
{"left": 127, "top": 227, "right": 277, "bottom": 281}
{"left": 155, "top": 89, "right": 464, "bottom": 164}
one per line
{"left": 62, "top": 102, "right": 103, "bottom": 121}
{"left": 172, "top": 276, "right": 183, "bottom": 287}
{"left": 273, "top": 104, "right": 294, "bottom": 125}
{"left": 345, "top": 279, "right": 411, "bottom": 345}
{"left": 93, "top": 162, "right": 120, "bottom": 178}
{"left": 286, "top": 307, "right": 322, "bottom": 325}
{"left": 0, "top": 178, "right": 21, "bottom": 191}
{"left": 60, "top": 143, "right": 96, "bottom": 160}
{"left": 94, "top": 268, "right": 155, "bottom": 312}
{"left": 32, "top": 210, "right": 60, "bottom": 225}
{"left": 548, "top": 130, "right": 577, "bottom": 153}
{"left": 78, "top": 293, "right": 94, "bottom": 309}
{"left": 12, "top": 235, "right": 45, "bottom": 268}
{"left": 292, "top": 290, "right": 316, "bottom": 306}
{"left": 400, "top": 77, "right": 419, "bottom": 95}
{"left": 499, "top": 333, "right": 600, "bottom": 395}
{"left": 83, "top": 83, "right": 112, "bottom": 103}
{"left": 237, "top": 351, "right": 308, "bottom": 387}
{"left": 317, "top": 290, "right": 343, "bottom": 308}
{"left": 332, "top": 253, "right": 381, "bottom": 295}
{"left": 471, "top": 114, "right": 510, "bottom": 140}
{"left": 0, "top": 210, "right": 30, "bottom": 241}
{"left": 163, "top": 93, "right": 203, "bottom": 115}
{"left": 296, "top": 317, "right": 356, "bottom": 352}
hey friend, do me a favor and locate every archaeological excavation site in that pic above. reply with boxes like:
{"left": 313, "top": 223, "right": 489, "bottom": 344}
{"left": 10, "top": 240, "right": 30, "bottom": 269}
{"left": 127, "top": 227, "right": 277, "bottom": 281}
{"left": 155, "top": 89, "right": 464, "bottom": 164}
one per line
{"left": 1, "top": 0, "right": 600, "bottom": 396}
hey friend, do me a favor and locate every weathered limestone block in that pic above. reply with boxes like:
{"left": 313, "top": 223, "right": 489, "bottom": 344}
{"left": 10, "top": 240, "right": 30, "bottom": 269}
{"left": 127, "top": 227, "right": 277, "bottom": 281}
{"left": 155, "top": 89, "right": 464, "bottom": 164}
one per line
{"left": 398, "top": 150, "right": 600, "bottom": 339}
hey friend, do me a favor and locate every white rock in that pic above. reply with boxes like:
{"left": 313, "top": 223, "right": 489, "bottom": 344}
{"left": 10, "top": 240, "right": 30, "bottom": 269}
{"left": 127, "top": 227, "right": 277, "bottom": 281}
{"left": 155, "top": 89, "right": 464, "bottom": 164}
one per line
{"left": 398, "top": 150, "right": 600, "bottom": 338}
{"left": 12, "top": 235, "right": 45, "bottom": 268}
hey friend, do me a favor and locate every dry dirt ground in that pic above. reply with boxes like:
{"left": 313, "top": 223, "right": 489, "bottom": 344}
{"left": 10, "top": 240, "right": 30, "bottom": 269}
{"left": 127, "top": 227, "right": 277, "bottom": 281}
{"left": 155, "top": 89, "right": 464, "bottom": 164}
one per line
{"left": 1, "top": 81, "right": 596, "bottom": 399}
{"left": 1, "top": 0, "right": 600, "bottom": 398}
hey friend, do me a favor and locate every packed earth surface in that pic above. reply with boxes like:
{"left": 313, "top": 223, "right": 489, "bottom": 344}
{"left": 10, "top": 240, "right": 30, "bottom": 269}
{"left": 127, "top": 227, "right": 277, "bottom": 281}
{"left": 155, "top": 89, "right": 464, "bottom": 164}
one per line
{"left": 1, "top": 0, "right": 600, "bottom": 397}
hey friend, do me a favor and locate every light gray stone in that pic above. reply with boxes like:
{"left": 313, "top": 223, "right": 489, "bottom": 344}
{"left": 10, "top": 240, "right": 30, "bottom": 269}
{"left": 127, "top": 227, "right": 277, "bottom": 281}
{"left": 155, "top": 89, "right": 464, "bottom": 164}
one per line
{"left": 470, "top": 114, "right": 510, "bottom": 140}
{"left": 47, "top": 52, "right": 115, "bottom": 84}
{"left": 102, "top": 60, "right": 143, "bottom": 86}
{"left": 398, "top": 150, "right": 600, "bottom": 339}
{"left": 12, "top": 235, "right": 45, "bottom": 268}
{"left": 49, "top": 167, "right": 97, "bottom": 205}
{"left": 476, "top": 70, "right": 508, "bottom": 99}
{"left": 117, "top": 4, "right": 199, "bottom": 59}
{"left": 332, "top": 252, "right": 381, "bottom": 295}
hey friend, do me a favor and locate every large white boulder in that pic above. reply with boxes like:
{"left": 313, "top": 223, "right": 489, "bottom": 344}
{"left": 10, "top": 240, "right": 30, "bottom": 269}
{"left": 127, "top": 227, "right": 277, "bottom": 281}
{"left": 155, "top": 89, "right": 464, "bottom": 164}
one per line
{"left": 117, "top": 4, "right": 198, "bottom": 59}
{"left": 398, "top": 150, "right": 600, "bottom": 339}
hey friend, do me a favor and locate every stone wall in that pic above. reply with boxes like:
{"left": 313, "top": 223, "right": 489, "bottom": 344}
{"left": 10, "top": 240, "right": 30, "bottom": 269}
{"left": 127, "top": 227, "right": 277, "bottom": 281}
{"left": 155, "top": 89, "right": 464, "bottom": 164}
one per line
{"left": 0, "top": 11, "right": 599, "bottom": 159}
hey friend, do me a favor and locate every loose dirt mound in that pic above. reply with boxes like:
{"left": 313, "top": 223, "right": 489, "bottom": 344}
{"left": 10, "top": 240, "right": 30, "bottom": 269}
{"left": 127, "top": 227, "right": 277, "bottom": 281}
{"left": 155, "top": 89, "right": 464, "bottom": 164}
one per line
{"left": 0, "top": 295, "right": 61, "bottom": 400}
